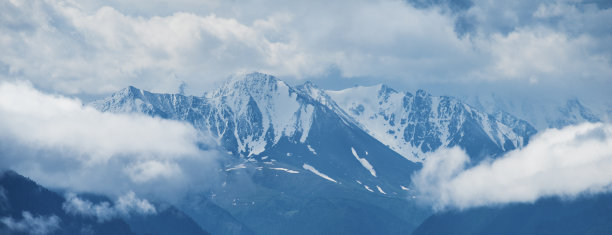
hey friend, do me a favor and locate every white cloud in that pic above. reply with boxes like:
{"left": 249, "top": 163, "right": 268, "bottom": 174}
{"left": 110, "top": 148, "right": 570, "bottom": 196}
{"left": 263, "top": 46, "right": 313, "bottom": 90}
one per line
{"left": 0, "top": 0, "right": 316, "bottom": 94}
{"left": 0, "top": 81, "right": 201, "bottom": 163}
{"left": 63, "top": 192, "right": 156, "bottom": 222}
{"left": 474, "top": 27, "right": 612, "bottom": 84}
{"left": 124, "top": 161, "right": 182, "bottom": 183}
{"left": 1, "top": 211, "right": 61, "bottom": 235}
{"left": 459, "top": 0, "right": 612, "bottom": 86}
{"left": 0, "top": 0, "right": 610, "bottom": 107}
{"left": 412, "top": 122, "right": 612, "bottom": 210}
{"left": 114, "top": 191, "right": 157, "bottom": 215}
{"left": 0, "top": 81, "right": 221, "bottom": 200}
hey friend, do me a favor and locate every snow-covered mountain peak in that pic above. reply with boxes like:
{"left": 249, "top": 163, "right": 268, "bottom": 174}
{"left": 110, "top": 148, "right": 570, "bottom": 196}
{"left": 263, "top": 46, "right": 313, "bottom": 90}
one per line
{"left": 203, "top": 73, "right": 321, "bottom": 155}
{"left": 92, "top": 85, "right": 195, "bottom": 116}
{"left": 122, "top": 85, "right": 141, "bottom": 95}
{"left": 211, "top": 72, "right": 295, "bottom": 111}
{"left": 212, "top": 72, "right": 289, "bottom": 98}
{"left": 91, "top": 74, "right": 542, "bottom": 199}
{"left": 328, "top": 85, "right": 535, "bottom": 162}
{"left": 108, "top": 85, "right": 144, "bottom": 101}
{"left": 95, "top": 72, "right": 321, "bottom": 157}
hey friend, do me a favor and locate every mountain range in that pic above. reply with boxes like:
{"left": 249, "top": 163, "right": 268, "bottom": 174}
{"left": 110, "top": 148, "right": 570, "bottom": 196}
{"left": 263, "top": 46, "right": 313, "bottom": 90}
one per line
{"left": 90, "top": 72, "right": 552, "bottom": 234}
{"left": 94, "top": 72, "right": 535, "bottom": 163}
{"left": 2, "top": 72, "right": 606, "bottom": 234}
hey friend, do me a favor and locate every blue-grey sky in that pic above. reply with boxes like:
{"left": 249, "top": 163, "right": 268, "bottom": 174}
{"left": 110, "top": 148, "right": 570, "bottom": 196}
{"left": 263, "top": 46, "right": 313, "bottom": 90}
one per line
{"left": 1, "top": 0, "right": 611, "bottom": 102}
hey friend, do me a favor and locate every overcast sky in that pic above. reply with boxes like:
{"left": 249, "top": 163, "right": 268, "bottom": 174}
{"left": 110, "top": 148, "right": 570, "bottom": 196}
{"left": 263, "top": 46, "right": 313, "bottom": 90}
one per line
{"left": 1, "top": 0, "right": 611, "bottom": 102}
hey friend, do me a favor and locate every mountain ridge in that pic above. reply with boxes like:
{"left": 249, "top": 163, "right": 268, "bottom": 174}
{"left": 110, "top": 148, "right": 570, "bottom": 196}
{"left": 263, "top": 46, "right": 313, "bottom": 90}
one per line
{"left": 94, "top": 72, "right": 536, "bottom": 163}
{"left": 87, "top": 72, "right": 607, "bottom": 235}
{"left": 325, "top": 84, "right": 535, "bottom": 162}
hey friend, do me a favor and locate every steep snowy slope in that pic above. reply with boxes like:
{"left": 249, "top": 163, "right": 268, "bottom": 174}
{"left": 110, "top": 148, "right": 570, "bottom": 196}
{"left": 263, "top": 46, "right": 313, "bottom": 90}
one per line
{"left": 93, "top": 73, "right": 430, "bottom": 234}
{"left": 95, "top": 73, "right": 318, "bottom": 156}
{"left": 325, "top": 85, "right": 535, "bottom": 162}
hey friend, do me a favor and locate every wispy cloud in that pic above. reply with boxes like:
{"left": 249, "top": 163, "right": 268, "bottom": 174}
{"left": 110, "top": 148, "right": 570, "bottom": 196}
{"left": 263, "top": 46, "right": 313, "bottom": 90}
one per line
{"left": 412, "top": 122, "right": 612, "bottom": 210}
{"left": 63, "top": 192, "right": 156, "bottom": 223}
{"left": 1, "top": 211, "right": 61, "bottom": 235}
{"left": 0, "top": 81, "right": 222, "bottom": 200}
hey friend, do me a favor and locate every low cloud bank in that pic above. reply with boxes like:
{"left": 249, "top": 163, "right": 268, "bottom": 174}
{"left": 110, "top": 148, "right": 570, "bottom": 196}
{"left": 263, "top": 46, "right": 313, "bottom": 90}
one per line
{"left": 0, "top": 81, "right": 223, "bottom": 201}
{"left": 413, "top": 122, "right": 612, "bottom": 210}
{"left": 63, "top": 192, "right": 156, "bottom": 222}
{"left": 0, "top": 211, "right": 61, "bottom": 235}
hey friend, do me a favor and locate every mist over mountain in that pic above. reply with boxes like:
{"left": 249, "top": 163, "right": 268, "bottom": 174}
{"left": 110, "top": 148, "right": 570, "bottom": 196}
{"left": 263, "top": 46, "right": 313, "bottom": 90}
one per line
{"left": 461, "top": 93, "right": 606, "bottom": 130}
{"left": 2, "top": 0, "right": 611, "bottom": 233}
{"left": 73, "top": 72, "right": 603, "bottom": 234}
{"left": 0, "top": 71, "right": 609, "bottom": 234}
{"left": 0, "top": 170, "right": 210, "bottom": 235}
{"left": 95, "top": 73, "right": 537, "bottom": 163}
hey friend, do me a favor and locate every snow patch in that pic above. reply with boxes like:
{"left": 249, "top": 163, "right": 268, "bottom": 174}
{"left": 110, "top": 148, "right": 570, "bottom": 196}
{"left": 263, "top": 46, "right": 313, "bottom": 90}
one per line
{"left": 351, "top": 147, "right": 376, "bottom": 177}
{"left": 307, "top": 145, "right": 317, "bottom": 155}
{"left": 376, "top": 186, "right": 386, "bottom": 194}
{"left": 270, "top": 168, "right": 299, "bottom": 174}
{"left": 225, "top": 164, "right": 246, "bottom": 171}
{"left": 302, "top": 164, "right": 336, "bottom": 183}
{"left": 248, "top": 140, "right": 267, "bottom": 156}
